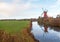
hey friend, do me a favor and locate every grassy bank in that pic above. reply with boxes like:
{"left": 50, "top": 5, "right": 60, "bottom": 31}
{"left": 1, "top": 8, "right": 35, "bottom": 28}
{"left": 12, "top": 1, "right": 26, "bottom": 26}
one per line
{"left": 0, "top": 20, "right": 30, "bottom": 34}
{"left": 0, "top": 20, "right": 38, "bottom": 42}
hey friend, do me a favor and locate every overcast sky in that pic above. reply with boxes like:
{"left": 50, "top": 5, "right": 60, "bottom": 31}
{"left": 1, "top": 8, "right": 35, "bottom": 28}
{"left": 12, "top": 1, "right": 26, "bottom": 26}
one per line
{"left": 0, "top": 0, "right": 60, "bottom": 19}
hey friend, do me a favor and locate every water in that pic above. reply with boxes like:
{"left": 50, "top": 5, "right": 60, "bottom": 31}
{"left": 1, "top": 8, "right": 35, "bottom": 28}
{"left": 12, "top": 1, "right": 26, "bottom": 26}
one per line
{"left": 31, "top": 22, "right": 60, "bottom": 42}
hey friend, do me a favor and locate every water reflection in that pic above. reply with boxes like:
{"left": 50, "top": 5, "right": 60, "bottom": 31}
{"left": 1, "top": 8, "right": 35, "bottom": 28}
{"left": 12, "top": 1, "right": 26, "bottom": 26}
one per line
{"left": 44, "top": 25, "right": 48, "bottom": 32}
{"left": 31, "top": 22, "right": 60, "bottom": 42}
{"left": 50, "top": 27, "right": 60, "bottom": 32}
{"left": 38, "top": 21, "right": 60, "bottom": 32}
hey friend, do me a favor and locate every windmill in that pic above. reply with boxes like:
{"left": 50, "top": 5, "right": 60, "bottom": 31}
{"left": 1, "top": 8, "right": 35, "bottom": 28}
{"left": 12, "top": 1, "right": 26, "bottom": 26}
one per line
{"left": 40, "top": 8, "right": 48, "bottom": 18}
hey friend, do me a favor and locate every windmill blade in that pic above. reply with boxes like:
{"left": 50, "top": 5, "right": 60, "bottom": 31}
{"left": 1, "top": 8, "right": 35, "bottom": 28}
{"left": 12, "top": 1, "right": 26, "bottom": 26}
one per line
{"left": 40, "top": 12, "right": 43, "bottom": 17}
{"left": 40, "top": 8, "right": 44, "bottom": 17}
{"left": 42, "top": 8, "right": 44, "bottom": 11}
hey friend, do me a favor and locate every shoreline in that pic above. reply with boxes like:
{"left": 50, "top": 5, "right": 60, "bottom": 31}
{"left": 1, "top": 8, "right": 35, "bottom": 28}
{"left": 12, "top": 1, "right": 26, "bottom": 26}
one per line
{"left": 21, "top": 21, "right": 39, "bottom": 42}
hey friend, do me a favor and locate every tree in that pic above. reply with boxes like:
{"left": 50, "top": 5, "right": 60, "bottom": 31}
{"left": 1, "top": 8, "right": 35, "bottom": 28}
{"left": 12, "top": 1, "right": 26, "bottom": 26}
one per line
{"left": 56, "top": 14, "right": 60, "bottom": 18}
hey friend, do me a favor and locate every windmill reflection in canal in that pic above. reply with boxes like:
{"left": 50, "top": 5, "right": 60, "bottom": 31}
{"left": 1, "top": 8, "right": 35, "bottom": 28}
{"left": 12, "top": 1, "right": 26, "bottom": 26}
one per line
{"left": 44, "top": 25, "right": 48, "bottom": 33}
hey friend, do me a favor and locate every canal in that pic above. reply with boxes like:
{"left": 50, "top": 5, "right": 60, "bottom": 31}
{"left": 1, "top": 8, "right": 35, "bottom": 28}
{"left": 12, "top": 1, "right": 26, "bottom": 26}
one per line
{"left": 31, "top": 22, "right": 60, "bottom": 42}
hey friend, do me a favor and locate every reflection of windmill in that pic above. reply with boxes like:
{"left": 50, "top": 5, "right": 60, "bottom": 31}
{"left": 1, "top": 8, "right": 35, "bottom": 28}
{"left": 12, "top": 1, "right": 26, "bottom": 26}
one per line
{"left": 40, "top": 25, "right": 48, "bottom": 40}
{"left": 42, "top": 26, "right": 48, "bottom": 40}
{"left": 44, "top": 25, "right": 48, "bottom": 32}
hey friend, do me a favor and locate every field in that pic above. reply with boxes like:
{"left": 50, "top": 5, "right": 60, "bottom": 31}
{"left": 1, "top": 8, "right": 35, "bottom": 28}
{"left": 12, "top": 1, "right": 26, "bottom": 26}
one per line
{"left": 0, "top": 20, "right": 30, "bottom": 34}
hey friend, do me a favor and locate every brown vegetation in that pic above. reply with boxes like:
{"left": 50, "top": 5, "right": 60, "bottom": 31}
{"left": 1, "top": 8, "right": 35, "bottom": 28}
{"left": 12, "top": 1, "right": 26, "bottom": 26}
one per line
{"left": 38, "top": 16, "right": 60, "bottom": 27}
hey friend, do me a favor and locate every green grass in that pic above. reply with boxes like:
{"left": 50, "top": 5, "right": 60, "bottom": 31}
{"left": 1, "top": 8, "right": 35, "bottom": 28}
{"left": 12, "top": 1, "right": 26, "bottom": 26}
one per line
{"left": 0, "top": 20, "right": 30, "bottom": 34}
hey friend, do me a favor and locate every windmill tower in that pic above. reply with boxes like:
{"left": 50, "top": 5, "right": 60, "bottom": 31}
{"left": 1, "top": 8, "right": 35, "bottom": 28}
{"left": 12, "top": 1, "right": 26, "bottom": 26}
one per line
{"left": 43, "top": 10, "right": 48, "bottom": 18}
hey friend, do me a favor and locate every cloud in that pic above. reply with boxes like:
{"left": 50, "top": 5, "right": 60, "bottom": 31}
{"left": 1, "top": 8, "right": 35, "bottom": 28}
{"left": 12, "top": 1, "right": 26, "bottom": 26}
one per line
{"left": 45, "top": 0, "right": 60, "bottom": 17}
{"left": 0, "top": 2, "right": 15, "bottom": 17}
{"left": 0, "top": 3, "right": 12, "bottom": 17}
{"left": 0, "top": 0, "right": 31, "bottom": 18}
{"left": 28, "top": 0, "right": 39, "bottom": 2}
{"left": 50, "top": 0, "right": 60, "bottom": 8}
{"left": 0, "top": 0, "right": 49, "bottom": 18}
{"left": 0, "top": 0, "right": 59, "bottom": 19}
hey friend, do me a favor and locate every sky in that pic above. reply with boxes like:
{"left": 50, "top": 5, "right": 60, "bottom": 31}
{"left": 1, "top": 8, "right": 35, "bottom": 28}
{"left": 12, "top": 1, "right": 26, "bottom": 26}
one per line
{"left": 0, "top": 0, "right": 60, "bottom": 19}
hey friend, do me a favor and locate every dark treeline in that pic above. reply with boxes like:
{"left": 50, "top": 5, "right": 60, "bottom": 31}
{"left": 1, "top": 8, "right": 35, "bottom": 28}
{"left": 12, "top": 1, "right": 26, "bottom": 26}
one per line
{"left": 0, "top": 18, "right": 37, "bottom": 22}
